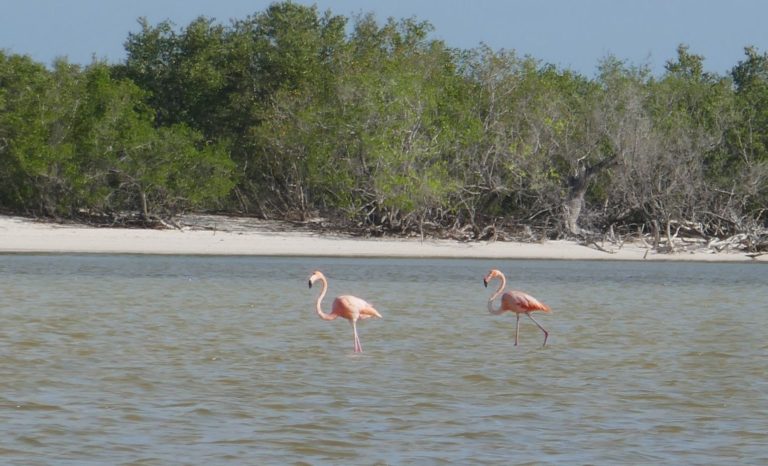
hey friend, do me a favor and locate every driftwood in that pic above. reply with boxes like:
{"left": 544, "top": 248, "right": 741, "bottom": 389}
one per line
{"left": 577, "top": 220, "right": 768, "bottom": 257}
{"left": 584, "top": 239, "right": 617, "bottom": 254}
{"left": 67, "top": 208, "right": 768, "bottom": 257}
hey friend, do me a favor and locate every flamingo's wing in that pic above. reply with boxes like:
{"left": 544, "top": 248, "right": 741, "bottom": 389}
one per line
{"left": 504, "top": 290, "right": 551, "bottom": 313}
{"left": 335, "top": 295, "right": 382, "bottom": 319}
{"left": 346, "top": 295, "right": 382, "bottom": 319}
{"left": 359, "top": 305, "right": 382, "bottom": 319}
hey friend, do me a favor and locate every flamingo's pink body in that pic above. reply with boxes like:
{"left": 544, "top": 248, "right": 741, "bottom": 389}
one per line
{"left": 308, "top": 271, "right": 382, "bottom": 353}
{"left": 483, "top": 269, "right": 552, "bottom": 346}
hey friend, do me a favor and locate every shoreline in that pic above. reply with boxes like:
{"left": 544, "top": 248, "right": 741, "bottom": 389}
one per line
{"left": 0, "top": 214, "right": 765, "bottom": 262}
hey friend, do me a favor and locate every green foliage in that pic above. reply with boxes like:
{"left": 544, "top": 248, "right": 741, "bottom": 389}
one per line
{"left": 0, "top": 52, "right": 233, "bottom": 218}
{"left": 80, "top": 64, "right": 235, "bottom": 216}
{"left": 726, "top": 46, "right": 768, "bottom": 213}
{"left": 119, "top": 16, "right": 229, "bottom": 133}
{"left": 1, "top": 1, "right": 765, "bottom": 236}
{"left": 0, "top": 53, "right": 81, "bottom": 214}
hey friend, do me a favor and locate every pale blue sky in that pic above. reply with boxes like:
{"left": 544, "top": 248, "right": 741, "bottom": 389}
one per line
{"left": 1, "top": 0, "right": 767, "bottom": 77}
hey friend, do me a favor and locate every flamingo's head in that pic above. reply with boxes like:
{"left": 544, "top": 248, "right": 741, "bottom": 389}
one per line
{"left": 308, "top": 270, "right": 324, "bottom": 288}
{"left": 483, "top": 269, "right": 503, "bottom": 287}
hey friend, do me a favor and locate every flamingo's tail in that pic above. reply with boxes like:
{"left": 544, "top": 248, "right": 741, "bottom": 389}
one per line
{"left": 360, "top": 307, "right": 383, "bottom": 319}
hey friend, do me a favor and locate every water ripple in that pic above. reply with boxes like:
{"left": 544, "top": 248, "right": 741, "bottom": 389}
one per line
{"left": 0, "top": 255, "right": 766, "bottom": 464}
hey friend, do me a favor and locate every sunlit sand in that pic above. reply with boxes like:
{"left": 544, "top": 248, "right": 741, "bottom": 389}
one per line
{"left": 0, "top": 214, "right": 763, "bottom": 262}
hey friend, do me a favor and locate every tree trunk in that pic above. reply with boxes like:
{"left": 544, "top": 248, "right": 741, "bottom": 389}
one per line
{"left": 563, "top": 155, "right": 619, "bottom": 236}
{"left": 140, "top": 190, "right": 149, "bottom": 220}
{"left": 665, "top": 218, "right": 676, "bottom": 253}
{"left": 651, "top": 219, "right": 661, "bottom": 249}
{"left": 564, "top": 182, "right": 587, "bottom": 235}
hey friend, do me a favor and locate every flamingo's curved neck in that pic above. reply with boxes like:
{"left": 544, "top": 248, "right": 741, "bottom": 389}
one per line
{"left": 314, "top": 276, "right": 336, "bottom": 321}
{"left": 488, "top": 273, "right": 506, "bottom": 315}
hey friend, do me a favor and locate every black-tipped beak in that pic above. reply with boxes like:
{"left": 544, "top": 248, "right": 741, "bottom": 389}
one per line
{"left": 483, "top": 279, "right": 488, "bottom": 288}
{"left": 308, "top": 280, "right": 313, "bottom": 289}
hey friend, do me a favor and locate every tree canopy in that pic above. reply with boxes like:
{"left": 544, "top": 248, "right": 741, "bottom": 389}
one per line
{"left": 1, "top": 2, "right": 765, "bottom": 248}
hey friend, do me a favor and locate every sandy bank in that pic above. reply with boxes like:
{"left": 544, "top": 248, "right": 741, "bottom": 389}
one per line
{"left": 0, "top": 214, "right": 764, "bottom": 262}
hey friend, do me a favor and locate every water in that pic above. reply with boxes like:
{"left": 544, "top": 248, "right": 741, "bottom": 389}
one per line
{"left": 0, "top": 254, "right": 766, "bottom": 465}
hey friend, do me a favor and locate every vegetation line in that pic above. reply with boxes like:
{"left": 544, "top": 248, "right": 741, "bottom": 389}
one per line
{"left": 1, "top": 2, "right": 766, "bottom": 254}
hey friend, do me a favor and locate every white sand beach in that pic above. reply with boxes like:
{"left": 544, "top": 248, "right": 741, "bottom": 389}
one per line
{"left": 0, "top": 214, "right": 764, "bottom": 262}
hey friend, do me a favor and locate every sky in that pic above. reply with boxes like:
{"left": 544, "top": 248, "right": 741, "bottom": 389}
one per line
{"left": 1, "top": 0, "right": 767, "bottom": 77}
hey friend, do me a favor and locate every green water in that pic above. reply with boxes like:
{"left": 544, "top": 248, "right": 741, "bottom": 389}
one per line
{"left": 1, "top": 255, "right": 766, "bottom": 464}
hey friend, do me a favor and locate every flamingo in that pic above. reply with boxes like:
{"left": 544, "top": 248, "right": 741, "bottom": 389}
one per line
{"left": 308, "top": 271, "right": 382, "bottom": 353}
{"left": 483, "top": 269, "right": 552, "bottom": 346}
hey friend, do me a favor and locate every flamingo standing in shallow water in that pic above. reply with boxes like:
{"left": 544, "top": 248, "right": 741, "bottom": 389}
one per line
{"left": 308, "top": 271, "right": 382, "bottom": 353}
{"left": 483, "top": 269, "right": 552, "bottom": 346}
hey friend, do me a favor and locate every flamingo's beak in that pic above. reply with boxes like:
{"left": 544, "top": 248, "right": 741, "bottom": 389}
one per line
{"left": 483, "top": 278, "right": 488, "bottom": 288}
{"left": 308, "top": 280, "right": 313, "bottom": 289}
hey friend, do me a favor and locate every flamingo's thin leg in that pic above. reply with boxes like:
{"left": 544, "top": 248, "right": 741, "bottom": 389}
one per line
{"left": 352, "top": 321, "right": 362, "bottom": 353}
{"left": 514, "top": 313, "right": 521, "bottom": 346}
{"left": 527, "top": 313, "right": 549, "bottom": 347}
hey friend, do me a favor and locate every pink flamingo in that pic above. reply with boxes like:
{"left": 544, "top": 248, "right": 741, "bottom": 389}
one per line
{"left": 308, "top": 271, "right": 382, "bottom": 353}
{"left": 483, "top": 269, "right": 552, "bottom": 346}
